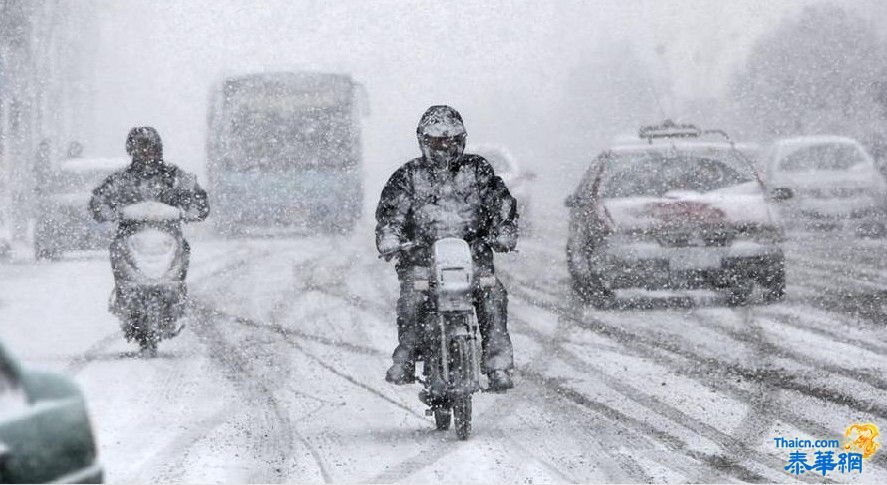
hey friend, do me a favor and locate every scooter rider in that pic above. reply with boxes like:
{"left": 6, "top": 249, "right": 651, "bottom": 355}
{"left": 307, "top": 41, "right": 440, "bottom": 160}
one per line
{"left": 89, "top": 127, "right": 210, "bottom": 313}
{"left": 375, "top": 106, "right": 518, "bottom": 392}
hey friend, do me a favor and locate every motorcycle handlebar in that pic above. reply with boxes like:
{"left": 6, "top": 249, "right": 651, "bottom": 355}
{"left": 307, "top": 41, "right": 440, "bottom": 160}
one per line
{"left": 119, "top": 202, "right": 183, "bottom": 223}
{"left": 378, "top": 241, "right": 421, "bottom": 260}
{"left": 378, "top": 234, "right": 519, "bottom": 261}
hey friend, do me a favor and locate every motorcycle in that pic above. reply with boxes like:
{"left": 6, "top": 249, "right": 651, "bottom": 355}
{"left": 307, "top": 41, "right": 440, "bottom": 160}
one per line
{"left": 110, "top": 201, "right": 189, "bottom": 356}
{"left": 382, "top": 238, "right": 487, "bottom": 440}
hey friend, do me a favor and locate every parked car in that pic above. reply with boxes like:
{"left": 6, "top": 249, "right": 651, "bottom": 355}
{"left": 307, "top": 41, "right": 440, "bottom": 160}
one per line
{"left": 0, "top": 340, "right": 102, "bottom": 483}
{"left": 34, "top": 157, "right": 129, "bottom": 260}
{"left": 764, "top": 136, "right": 887, "bottom": 236}
{"left": 0, "top": 213, "right": 10, "bottom": 259}
{"left": 566, "top": 121, "right": 791, "bottom": 307}
{"left": 468, "top": 144, "right": 536, "bottom": 230}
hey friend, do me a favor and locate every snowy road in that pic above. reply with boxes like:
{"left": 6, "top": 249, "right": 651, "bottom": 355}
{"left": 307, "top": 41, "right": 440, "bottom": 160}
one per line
{"left": 2, "top": 225, "right": 887, "bottom": 483}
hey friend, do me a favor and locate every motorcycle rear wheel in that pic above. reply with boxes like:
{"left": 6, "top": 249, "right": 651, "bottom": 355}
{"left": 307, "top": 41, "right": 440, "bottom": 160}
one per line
{"left": 453, "top": 396, "right": 472, "bottom": 440}
{"left": 138, "top": 336, "right": 158, "bottom": 357}
{"left": 433, "top": 408, "right": 451, "bottom": 430}
{"left": 132, "top": 314, "right": 159, "bottom": 357}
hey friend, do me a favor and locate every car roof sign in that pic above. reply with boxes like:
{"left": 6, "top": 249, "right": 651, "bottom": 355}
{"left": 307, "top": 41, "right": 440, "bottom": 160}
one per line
{"left": 638, "top": 119, "right": 701, "bottom": 144}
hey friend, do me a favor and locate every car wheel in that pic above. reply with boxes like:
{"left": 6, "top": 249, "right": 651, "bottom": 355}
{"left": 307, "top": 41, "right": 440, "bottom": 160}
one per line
{"left": 571, "top": 275, "right": 614, "bottom": 309}
{"left": 34, "top": 239, "right": 60, "bottom": 261}
{"left": 761, "top": 265, "right": 786, "bottom": 304}
{"left": 725, "top": 279, "right": 753, "bottom": 307}
{"left": 856, "top": 221, "right": 886, "bottom": 238}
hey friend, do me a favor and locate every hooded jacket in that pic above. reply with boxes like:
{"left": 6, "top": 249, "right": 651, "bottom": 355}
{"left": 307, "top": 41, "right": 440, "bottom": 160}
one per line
{"left": 89, "top": 160, "right": 210, "bottom": 232}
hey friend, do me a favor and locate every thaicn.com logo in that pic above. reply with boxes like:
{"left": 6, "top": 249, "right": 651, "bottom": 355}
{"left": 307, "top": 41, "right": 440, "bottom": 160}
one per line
{"left": 774, "top": 423, "right": 881, "bottom": 476}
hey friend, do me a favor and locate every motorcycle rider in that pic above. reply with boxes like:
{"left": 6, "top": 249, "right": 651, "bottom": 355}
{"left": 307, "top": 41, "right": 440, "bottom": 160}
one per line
{"left": 375, "top": 105, "right": 518, "bottom": 392}
{"left": 89, "top": 127, "right": 209, "bottom": 316}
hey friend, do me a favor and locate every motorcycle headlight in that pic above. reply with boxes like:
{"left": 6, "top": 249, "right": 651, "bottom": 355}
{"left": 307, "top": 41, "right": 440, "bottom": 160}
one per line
{"left": 127, "top": 229, "right": 178, "bottom": 279}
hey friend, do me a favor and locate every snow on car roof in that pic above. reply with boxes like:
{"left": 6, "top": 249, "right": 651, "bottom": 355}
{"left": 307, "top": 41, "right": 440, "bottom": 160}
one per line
{"left": 772, "top": 135, "right": 861, "bottom": 148}
{"left": 58, "top": 157, "right": 129, "bottom": 173}
{"left": 608, "top": 140, "right": 738, "bottom": 154}
{"left": 767, "top": 135, "right": 871, "bottom": 165}
{"left": 606, "top": 140, "right": 761, "bottom": 177}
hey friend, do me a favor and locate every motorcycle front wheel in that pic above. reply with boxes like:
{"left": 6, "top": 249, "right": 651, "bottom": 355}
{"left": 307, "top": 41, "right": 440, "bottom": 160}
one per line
{"left": 453, "top": 396, "right": 472, "bottom": 440}
{"left": 138, "top": 336, "right": 158, "bottom": 357}
{"left": 131, "top": 313, "right": 159, "bottom": 358}
{"left": 434, "top": 408, "right": 451, "bottom": 430}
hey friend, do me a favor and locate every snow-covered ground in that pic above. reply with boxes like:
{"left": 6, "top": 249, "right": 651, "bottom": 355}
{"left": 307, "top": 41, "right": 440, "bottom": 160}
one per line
{"left": 2, "top": 223, "right": 886, "bottom": 483}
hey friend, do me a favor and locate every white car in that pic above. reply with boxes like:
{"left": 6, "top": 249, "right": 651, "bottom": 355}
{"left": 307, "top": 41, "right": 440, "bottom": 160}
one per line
{"left": 566, "top": 122, "right": 791, "bottom": 307}
{"left": 468, "top": 144, "right": 536, "bottom": 229}
{"left": 0, "top": 211, "right": 10, "bottom": 259}
{"left": 764, "top": 136, "right": 887, "bottom": 236}
{"left": 34, "top": 157, "right": 129, "bottom": 259}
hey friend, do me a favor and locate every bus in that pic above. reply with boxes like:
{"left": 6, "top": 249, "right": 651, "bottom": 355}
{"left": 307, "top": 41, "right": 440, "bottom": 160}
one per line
{"left": 206, "top": 71, "right": 364, "bottom": 235}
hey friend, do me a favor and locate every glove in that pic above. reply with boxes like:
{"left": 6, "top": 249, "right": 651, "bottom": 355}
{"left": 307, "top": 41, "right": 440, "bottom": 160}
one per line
{"left": 378, "top": 234, "right": 401, "bottom": 255}
{"left": 487, "top": 232, "right": 517, "bottom": 252}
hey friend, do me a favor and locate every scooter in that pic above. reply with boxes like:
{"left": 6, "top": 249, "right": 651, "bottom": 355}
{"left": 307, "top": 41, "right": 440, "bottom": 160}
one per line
{"left": 382, "top": 238, "right": 486, "bottom": 440}
{"left": 110, "top": 201, "right": 189, "bottom": 356}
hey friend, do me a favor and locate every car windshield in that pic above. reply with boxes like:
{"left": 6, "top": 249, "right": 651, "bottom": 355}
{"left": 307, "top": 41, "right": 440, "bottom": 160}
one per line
{"left": 49, "top": 169, "right": 113, "bottom": 193}
{"left": 778, "top": 143, "right": 866, "bottom": 171}
{"left": 601, "top": 151, "right": 757, "bottom": 198}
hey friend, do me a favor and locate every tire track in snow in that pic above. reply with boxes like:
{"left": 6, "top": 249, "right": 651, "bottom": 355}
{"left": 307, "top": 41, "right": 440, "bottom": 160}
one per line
{"left": 184, "top": 242, "right": 336, "bottom": 483}
{"left": 510, "top": 236, "right": 887, "bottom": 473}
{"left": 685, "top": 309, "right": 887, "bottom": 391}
{"left": 225, "top": 286, "right": 590, "bottom": 480}
{"left": 506, "top": 274, "right": 887, "bottom": 472}
{"left": 507, "top": 309, "right": 781, "bottom": 482}
{"left": 65, "top": 332, "right": 121, "bottom": 375}
{"left": 757, "top": 306, "right": 887, "bottom": 356}
{"left": 501, "top": 269, "right": 887, "bottom": 419}
{"left": 268, "top": 247, "right": 593, "bottom": 483}
{"left": 62, "top": 241, "right": 266, "bottom": 376}
{"left": 136, "top": 401, "right": 238, "bottom": 482}
{"left": 189, "top": 303, "right": 332, "bottom": 483}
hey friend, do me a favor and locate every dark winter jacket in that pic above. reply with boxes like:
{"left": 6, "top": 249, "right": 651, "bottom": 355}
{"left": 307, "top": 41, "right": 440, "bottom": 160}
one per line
{"left": 375, "top": 154, "right": 518, "bottom": 270}
{"left": 89, "top": 160, "right": 210, "bottom": 234}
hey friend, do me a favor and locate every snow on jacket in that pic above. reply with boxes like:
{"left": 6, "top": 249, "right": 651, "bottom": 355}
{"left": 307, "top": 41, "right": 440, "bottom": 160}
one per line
{"left": 375, "top": 153, "right": 518, "bottom": 269}
{"left": 89, "top": 160, "right": 210, "bottom": 228}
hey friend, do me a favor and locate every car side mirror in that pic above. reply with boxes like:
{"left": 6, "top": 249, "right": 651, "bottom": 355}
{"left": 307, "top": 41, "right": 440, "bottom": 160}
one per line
{"left": 770, "top": 187, "right": 793, "bottom": 202}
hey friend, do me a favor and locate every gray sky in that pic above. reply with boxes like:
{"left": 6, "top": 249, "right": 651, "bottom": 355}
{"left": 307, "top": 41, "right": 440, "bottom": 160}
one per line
{"left": 85, "top": 0, "right": 870, "bottom": 209}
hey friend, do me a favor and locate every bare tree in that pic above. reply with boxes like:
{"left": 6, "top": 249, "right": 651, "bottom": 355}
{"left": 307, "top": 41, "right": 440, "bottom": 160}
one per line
{"left": 733, "top": 4, "right": 887, "bottom": 140}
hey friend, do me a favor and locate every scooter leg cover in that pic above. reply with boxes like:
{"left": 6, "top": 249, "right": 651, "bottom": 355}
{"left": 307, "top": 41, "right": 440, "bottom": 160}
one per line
{"left": 109, "top": 237, "right": 128, "bottom": 281}
{"left": 475, "top": 278, "right": 514, "bottom": 373}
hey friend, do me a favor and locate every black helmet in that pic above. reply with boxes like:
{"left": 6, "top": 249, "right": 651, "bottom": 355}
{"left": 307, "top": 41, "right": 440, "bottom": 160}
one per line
{"left": 416, "top": 106, "right": 466, "bottom": 168}
{"left": 125, "top": 126, "right": 163, "bottom": 162}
